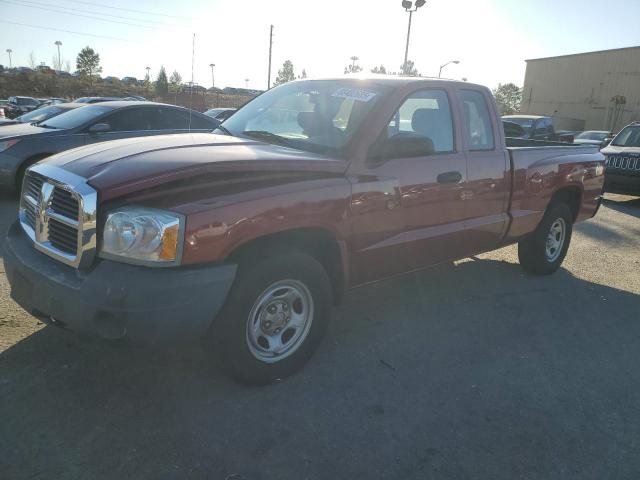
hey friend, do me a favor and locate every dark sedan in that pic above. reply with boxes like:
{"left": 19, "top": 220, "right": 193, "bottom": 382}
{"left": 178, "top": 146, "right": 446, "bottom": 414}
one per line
{"left": 0, "top": 101, "right": 218, "bottom": 190}
{"left": 0, "top": 103, "right": 83, "bottom": 127}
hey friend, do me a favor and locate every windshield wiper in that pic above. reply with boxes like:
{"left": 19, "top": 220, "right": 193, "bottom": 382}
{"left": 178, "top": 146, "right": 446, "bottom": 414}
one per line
{"left": 37, "top": 123, "right": 58, "bottom": 129}
{"left": 241, "top": 130, "right": 293, "bottom": 148}
{"left": 215, "top": 124, "right": 232, "bottom": 136}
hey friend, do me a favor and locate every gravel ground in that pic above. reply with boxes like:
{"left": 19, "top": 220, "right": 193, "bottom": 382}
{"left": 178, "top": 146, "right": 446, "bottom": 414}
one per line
{"left": 1, "top": 193, "right": 639, "bottom": 479}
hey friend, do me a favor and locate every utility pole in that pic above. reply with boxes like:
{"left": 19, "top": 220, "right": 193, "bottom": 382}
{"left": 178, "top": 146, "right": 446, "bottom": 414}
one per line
{"left": 267, "top": 24, "right": 273, "bottom": 89}
{"left": 54, "top": 41, "right": 62, "bottom": 70}
{"left": 209, "top": 63, "right": 215, "bottom": 89}
{"left": 6, "top": 49, "right": 12, "bottom": 68}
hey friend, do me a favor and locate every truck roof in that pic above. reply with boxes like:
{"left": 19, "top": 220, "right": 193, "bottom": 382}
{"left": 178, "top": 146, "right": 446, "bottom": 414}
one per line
{"left": 503, "top": 114, "right": 550, "bottom": 120}
{"left": 289, "top": 75, "right": 486, "bottom": 89}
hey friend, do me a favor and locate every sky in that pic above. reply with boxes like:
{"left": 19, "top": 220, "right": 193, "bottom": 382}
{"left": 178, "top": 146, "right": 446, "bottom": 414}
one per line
{"left": 1, "top": 0, "right": 640, "bottom": 91}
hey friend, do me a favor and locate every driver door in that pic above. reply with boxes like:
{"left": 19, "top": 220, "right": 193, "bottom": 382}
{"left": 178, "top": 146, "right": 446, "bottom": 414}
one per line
{"left": 349, "top": 87, "right": 468, "bottom": 284}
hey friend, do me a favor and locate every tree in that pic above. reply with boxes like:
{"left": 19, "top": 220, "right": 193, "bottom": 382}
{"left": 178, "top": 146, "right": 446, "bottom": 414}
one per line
{"left": 344, "top": 56, "right": 362, "bottom": 74}
{"left": 76, "top": 46, "right": 102, "bottom": 85}
{"left": 371, "top": 65, "right": 387, "bottom": 74}
{"left": 63, "top": 60, "right": 71, "bottom": 73}
{"left": 156, "top": 66, "right": 169, "bottom": 96}
{"left": 28, "top": 52, "right": 37, "bottom": 69}
{"left": 298, "top": 69, "right": 307, "bottom": 79}
{"left": 400, "top": 60, "right": 419, "bottom": 76}
{"left": 169, "top": 70, "right": 182, "bottom": 92}
{"left": 274, "top": 60, "right": 296, "bottom": 86}
{"left": 492, "top": 83, "right": 522, "bottom": 115}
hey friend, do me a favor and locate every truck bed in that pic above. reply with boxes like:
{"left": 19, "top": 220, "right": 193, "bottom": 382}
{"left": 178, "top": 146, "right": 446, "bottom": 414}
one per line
{"left": 505, "top": 143, "right": 604, "bottom": 239}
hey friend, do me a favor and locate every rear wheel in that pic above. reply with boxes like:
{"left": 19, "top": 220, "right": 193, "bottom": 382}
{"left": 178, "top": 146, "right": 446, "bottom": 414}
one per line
{"left": 211, "top": 252, "right": 332, "bottom": 385}
{"left": 518, "top": 202, "right": 573, "bottom": 275}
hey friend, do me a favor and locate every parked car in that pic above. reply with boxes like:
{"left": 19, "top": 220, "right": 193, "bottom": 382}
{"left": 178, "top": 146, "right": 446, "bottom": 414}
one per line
{"left": 0, "top": 101, "right": 219, "bottom": 190}
{"left": 0, "top": 99, "right": 19, "bottom": 119}
{"left": 502, "top": 120, "right": 526, "bottom": 138}
{"left": 502, "top": 114, "right": 574, "bottom": 142}
{"left": 121, "top": 76, "right": 138, "bottom": 86}
{"left": 74, "top": 96, "right": 124, "bottom": 104}
{"left": 601, "top": 121, "right": 640, "bottom": 196}
{"left": 573, "top": 130, "right": 613, "bottom": 148}
{"left": 8, "top": 96, "right": 41, "bottom": 114}
{"left": 3, "top": 77, "right": 604, "bottom": 384}
{"left": 204, "top": 107, "right": 236, "bottom": 123}
{"left": 0, "top": 103, "right": 83, "bottom": 127}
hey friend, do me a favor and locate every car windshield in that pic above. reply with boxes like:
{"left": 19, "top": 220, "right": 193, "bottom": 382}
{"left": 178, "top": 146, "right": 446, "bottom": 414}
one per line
{"left": 17, "top": 106, "right": 63, "bottom": 123}
{"left": 576, "top": 131, "right": 608, "bottom": 141}
{"left": 503, "top": 117, "right": 535, "bottom": 133}
{"left": 220, "top": 80, "right": 388, "bottom": 155}
{"left": 40, "top": 105, "right": 109, "bottom": 130}
{"left": 611, "top": 126, "right": 640, "bottom": 147}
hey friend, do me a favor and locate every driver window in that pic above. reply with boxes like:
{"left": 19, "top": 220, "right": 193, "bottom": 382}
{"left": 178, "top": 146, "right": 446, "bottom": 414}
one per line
{"left": 384, "top": 89, "right": 454, "bottom": 155}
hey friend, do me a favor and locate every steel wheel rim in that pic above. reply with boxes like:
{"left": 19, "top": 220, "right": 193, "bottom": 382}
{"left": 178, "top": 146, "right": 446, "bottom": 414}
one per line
{"left": 545, "top": 217, "right": 566, "bottom": 262}
{"left": 246, "top": 279, "right": 314, "bottom": 363}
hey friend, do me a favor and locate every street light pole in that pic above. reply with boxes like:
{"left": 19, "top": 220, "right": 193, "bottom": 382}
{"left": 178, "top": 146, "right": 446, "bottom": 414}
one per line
{"left": 438, "top": 60, "right": 460, "bottom": 78}
{"left": 54, "top": 41, "right": 62, "bottom": 70}
{"left": 6, "top": 49, "right": 12, "bottom": 68}
{"left": 401, "top": 0, "right": 426, "bottom": 74}
{"left": 209, "top": 63, "right": 215, "bottom": 89}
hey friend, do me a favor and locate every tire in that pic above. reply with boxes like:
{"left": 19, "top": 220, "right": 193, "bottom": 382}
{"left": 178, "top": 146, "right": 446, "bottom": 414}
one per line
{"left": 518, "top": 202, "right": 573, "bottom": 275}
{"left": 211, "top": 252, "right": 332, "bottom": 385}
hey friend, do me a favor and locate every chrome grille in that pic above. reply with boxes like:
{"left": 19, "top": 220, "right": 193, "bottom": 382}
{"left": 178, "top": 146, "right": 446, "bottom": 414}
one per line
{"left": 51, "top": 188, "right": 79, "bottom": 218}
{"left": 605, "top": 155, "right": 640, "bottom": 171}
{"left": 19, "top": 164, "right": 97, "bottom": 268}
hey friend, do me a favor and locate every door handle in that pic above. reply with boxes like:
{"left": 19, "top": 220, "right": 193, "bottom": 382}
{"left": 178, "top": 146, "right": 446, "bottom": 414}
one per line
{"left": 437, "top": 171, "right": 462, "bottom": 184}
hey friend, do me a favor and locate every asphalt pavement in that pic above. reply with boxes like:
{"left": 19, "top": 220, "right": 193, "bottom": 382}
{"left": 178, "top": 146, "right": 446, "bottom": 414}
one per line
{"left": 1, "top": 192, "right": 639, "bottom": 479}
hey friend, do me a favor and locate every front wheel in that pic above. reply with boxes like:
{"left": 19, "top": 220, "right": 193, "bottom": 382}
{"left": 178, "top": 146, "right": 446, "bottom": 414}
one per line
{"left": 518, "top": 203, "right": 573, "bottom": 275}
{"left": 211, "top": 252, "right": 332, "bottom": 385}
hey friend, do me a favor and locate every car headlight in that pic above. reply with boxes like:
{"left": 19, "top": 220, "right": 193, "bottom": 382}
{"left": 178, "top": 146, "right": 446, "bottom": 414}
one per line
{"left": 100, "top": 207, "right": 184, "bottom": 266}
{"left": 0, "top": 139, "right": 20, "bottom": 153}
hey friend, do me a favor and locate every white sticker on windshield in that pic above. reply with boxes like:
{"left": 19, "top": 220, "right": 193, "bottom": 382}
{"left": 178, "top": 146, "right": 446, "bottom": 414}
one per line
{"left": 331, "top": 87, "right": 377, "bottom": 102}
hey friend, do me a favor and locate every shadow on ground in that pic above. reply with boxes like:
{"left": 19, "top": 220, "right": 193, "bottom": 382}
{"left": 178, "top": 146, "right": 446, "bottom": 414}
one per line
{"left": 1, "top": 257, "right": 640, "bottom": 479}
{"left": 603, "top": 195, "right": 640, "bottom": 219}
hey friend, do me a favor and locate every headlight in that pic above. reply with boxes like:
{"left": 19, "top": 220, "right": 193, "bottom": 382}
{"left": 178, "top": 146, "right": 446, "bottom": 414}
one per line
{"left": 100, "top": 207, "right": 184, "bottom": 266}
{"left": 0, "top": 139, "right": 20, "bottom": 153}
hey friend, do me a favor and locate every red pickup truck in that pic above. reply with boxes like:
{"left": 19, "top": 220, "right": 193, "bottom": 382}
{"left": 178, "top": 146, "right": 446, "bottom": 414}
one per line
{"left": 4, "top": 77, "right": 605, "bottom": 384}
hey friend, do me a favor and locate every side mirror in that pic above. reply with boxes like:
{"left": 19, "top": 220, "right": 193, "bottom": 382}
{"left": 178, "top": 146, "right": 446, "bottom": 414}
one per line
{"left": 88, "top": 123, "right": 110, "bottom": 133}
{"left": 368, "top": 134, "right": 434, "bottom": 163}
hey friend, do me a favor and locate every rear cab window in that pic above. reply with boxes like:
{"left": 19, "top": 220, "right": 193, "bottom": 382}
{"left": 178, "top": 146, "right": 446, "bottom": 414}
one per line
{"left": 459, "top": 89, "right": 495, "bottom": 150}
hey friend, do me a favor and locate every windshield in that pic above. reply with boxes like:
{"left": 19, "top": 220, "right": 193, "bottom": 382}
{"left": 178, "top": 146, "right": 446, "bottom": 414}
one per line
{"left": 576, "top": 131, "right": 608, "bottom": 141}
{"left": 40, "top": 105, "right": 109, "bottom": 130}
{"left": 221, "top": 80, "right": 388, "bottom": 155}
{"left": 17, "top": 106, "right": 63, "bottom": 124}
{"left": 502, "top": 117, "right": 534, "bottom": 133}
{"left": 611, "top": 126, "right": 640, "bottom": 147}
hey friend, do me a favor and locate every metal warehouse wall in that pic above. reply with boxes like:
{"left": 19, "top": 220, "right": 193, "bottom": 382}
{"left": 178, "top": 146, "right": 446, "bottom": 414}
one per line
{"left": 521, "top": 46, "right": 640, "bottom": 132}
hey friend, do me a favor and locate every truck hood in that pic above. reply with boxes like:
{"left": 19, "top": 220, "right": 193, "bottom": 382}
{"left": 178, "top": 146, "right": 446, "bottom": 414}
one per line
{"left": 44, "top": 133, "right": 347, "bottom": 200}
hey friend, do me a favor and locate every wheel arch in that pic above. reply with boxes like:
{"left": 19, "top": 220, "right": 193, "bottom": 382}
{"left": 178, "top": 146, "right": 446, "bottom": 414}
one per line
{"left": 224, "top": 227, "right": 348, "bottom": 305}
{"left": 548, "top": 185, "right": 582, "bottom": 222}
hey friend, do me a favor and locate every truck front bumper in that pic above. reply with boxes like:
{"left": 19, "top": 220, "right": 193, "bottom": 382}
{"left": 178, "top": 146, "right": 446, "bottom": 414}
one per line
{"left": 3, "top": 221, "right": 237, "bottom": 345}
